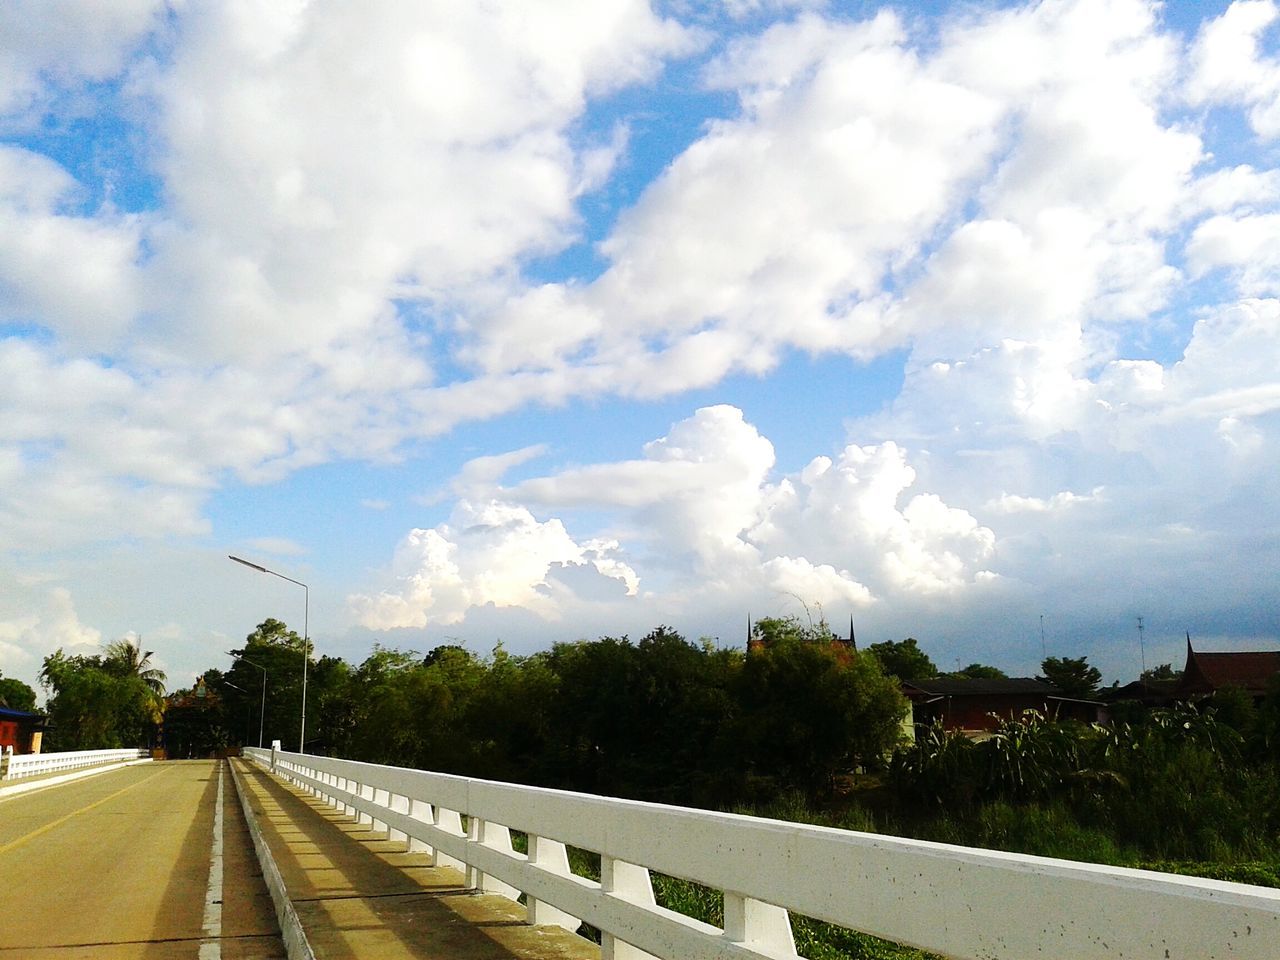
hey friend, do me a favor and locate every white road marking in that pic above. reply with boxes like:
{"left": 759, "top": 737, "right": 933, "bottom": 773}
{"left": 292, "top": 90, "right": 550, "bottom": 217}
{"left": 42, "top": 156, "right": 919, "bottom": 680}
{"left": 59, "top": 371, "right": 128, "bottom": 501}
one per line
{"left": 199, "top": 761, "right": 225, "bottom": 960}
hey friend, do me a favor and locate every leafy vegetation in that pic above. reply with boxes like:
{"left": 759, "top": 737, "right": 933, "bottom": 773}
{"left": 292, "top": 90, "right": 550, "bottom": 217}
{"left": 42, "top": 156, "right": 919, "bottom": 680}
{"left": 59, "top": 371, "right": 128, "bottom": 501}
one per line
{"left": 888, "top": 702, "right": 1280, "bottom": 864}
{"left": 39, "top": 640, "right": 167, "bottom": 750}
{"left": 1036, "top": 655, "right": 1102, "bottom": 699}
{"left": 0, "top": 670, "right": 36, "bottom": 711}
{"left": 864, "top": 637, "right": 936, "bottom": 680}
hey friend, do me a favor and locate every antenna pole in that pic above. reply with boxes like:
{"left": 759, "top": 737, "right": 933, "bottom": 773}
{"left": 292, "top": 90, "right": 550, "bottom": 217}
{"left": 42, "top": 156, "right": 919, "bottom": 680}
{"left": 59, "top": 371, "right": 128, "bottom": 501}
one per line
{"left": 1137, "top": 616, "right": 1147, "bottom": 676}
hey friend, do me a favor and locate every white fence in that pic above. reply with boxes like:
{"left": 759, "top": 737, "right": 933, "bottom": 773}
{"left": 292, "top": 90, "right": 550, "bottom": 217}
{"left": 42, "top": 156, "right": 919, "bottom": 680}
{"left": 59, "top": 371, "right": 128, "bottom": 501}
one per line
{"left": 0, "top": 746, "right": 149, "bottom": 781}
{"left": 245, "top": 747, "right": 1280, "bottom": 960}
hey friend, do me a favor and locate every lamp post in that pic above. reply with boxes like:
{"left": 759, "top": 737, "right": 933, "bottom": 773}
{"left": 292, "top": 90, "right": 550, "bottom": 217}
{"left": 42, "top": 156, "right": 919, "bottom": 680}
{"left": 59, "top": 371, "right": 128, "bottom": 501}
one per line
{"left": 229, "top": 555, "right": 310, "bottom": 753}
{"left": 226, "top": 650, "right": 268, "bottom": 748}
{"left": 219, "top": 678, "right": 253, "bottom": 746}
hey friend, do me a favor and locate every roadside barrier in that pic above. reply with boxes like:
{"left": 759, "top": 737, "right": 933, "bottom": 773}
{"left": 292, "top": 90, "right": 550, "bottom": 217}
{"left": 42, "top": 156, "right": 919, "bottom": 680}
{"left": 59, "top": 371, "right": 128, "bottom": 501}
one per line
{"left": 245, "top": 745, "right": 1280, "bottom": 960}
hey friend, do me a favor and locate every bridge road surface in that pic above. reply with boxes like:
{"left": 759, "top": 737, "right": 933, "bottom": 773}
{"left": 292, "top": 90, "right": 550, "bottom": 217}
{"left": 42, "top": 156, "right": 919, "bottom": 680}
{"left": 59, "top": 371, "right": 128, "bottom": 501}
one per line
{"left": 230, "top": 758, "right": 600, "bottom": 960}
{"left": 0, "top": 759, "right": 285, "bottom": 959}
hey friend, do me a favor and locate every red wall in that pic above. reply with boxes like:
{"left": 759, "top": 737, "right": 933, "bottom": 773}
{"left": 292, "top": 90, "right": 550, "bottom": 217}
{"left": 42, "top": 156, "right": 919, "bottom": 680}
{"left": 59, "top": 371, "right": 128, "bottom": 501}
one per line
{"left": 915, "top": 695, "right": 1071, "bottom": 732}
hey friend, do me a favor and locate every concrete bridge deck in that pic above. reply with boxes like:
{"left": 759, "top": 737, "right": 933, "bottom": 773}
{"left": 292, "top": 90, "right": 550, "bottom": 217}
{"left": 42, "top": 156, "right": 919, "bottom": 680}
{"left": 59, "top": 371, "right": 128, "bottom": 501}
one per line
{"left": 0, "top": 759, "right": 596, "bottom": 960}
{"left": 232, "top": 758, "right": 595, "bottom": 960}
{"left": 0, "top": 760, "right": 282, "bottom": 959}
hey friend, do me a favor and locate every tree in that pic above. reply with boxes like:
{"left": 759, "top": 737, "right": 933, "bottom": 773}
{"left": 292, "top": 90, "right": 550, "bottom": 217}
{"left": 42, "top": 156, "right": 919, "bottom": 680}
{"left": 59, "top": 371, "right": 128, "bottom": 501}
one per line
{"left": 224, "top": 619, "right": 312, "bottom": 749}
{"left": 1141, "top": 663, "right": 1181, "bottom": 683}
{"left": 1038, "top": 656, "right": 1102, "bottom": 699}
{"left": 737, "top": 631, "right": 907, "bottom": 799}
{"left": 40, "top": 649, "right": 159, "bottom": 749}
{"left": 866, "top": 638, "right": 937, "bottom": 680}
{"left": 104, "top": 637, "right": 167, "bottom": 695}
{"left": 945, "top": 663, "right": 1008, "bottom": 680}
{"left": 0, "top": 672, "right": 37, "bottom": 711}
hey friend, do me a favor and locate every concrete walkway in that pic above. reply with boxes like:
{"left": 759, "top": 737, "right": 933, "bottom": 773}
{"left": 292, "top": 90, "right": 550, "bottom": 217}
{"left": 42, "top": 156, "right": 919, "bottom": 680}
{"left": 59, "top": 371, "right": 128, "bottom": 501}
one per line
{"left": 231, "top": 759, "right": 599, "bottom": 960}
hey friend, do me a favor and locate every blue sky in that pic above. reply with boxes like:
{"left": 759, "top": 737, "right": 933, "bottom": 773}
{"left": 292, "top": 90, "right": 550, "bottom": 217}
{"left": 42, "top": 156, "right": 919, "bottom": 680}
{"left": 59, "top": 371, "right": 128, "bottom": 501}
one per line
{"left": 2, "top": 0, "right": 1279, "bottom": 695}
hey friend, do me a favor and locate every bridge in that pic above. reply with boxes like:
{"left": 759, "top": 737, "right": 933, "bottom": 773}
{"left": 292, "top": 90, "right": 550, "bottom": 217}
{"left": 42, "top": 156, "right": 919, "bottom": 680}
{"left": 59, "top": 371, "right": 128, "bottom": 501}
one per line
{"left": 1, "top": 747, "right": 1276, "bottom": 960}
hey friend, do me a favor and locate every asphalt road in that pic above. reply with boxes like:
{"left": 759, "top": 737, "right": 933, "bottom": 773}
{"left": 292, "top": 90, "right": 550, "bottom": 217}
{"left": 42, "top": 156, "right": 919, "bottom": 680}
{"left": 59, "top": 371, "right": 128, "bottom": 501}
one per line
{"left": 0, "top": 760, "right": 285, "bottom": 959}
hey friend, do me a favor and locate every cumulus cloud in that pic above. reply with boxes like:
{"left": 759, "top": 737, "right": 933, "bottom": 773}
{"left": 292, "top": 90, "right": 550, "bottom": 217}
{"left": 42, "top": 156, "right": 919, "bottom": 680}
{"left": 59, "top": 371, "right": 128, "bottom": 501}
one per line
{"left": 349, "top": 500, "right": 639, "bottom": 629}
{"left": 0, "top": 147, "right": 145, "bottom": 350}
{"left": 1187, "top": 0, "right": 1280, "bottom": 139}
{"left": 0, "top": 0, "right": 164, "bottom": 115}
{"left": 355, "top": 407, "right": 998, "bottom": 631}
{"left": 2, "top": 1, "right": 1280, "bottom": 678}
{"left": 1186, "top": 212, "right": 1280, "bottom": 294}
{"left": 0, "top": 584, "right": 103, "bottom": 680}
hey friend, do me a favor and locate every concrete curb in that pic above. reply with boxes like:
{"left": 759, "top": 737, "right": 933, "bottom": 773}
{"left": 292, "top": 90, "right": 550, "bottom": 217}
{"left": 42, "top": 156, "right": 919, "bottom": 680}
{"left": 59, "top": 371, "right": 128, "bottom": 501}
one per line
{"left": 0, "top": 758, "right": 152, "bottom": 800}
{"left": 228, "top": 758, "right": 317, "bottom": 960}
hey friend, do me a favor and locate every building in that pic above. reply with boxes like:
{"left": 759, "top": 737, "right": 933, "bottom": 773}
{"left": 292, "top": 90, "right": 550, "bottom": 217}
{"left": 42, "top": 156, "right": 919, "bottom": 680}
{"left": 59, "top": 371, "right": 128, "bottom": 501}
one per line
{"left": 0, "top": 706, "right": 47, "bottom": 755}
{"left": 900, "top": 677, "right": 1101, "bottom": 734}
{"left": 1174, "top": 637, "right": 1280, "bottom": 703}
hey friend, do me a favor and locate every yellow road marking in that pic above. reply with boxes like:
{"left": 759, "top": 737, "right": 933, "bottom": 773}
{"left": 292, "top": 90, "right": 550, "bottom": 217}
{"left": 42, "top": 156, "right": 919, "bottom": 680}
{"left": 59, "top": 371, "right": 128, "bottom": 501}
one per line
{"left": 0, "top": 767, "right": 170, "bottom": 857}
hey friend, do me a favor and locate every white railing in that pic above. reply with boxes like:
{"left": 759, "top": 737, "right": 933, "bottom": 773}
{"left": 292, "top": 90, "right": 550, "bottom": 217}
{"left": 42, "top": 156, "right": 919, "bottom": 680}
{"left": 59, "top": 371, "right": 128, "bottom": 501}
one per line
{"left": 1, "top": 747, "right": 149, "bottom": 781}
{"left": 245, "top": 747, "right": 1280, "bottom": 960}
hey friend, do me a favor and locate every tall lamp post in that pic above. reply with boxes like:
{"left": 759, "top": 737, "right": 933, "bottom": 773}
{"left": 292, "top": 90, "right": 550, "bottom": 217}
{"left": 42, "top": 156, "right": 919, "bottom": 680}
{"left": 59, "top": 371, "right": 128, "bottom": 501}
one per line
{"left": 219, "top": 679, "right": 253, "bottom": 746}
{"left": 229, "top": 555, "right": 310, "bottom": 753}
{"left": 226, "top": 650, "right": 268, "bottom": 748}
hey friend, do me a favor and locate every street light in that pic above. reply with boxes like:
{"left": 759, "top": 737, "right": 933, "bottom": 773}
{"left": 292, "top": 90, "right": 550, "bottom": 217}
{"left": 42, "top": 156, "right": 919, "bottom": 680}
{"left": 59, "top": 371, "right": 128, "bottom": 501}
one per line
{"left": 219, "top": 678, "right": 254, "bottom": 747}
{"left": 226, "top": 650, "right": 268, "bottom": 748}
{"left": 229, "top": 555, "right": 310, "bottom": 753}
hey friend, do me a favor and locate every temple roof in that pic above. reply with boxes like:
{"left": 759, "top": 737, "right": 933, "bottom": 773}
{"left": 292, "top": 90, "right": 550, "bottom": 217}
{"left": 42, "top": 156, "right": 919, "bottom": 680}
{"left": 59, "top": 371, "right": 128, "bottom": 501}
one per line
{"left": 1180, "top": 643, "right": 1280, "bottom": 696}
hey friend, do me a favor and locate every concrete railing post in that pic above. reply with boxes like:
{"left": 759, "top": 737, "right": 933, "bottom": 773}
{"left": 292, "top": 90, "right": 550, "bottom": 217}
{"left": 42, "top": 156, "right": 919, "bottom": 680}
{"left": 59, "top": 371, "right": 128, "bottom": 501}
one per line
{"left": 433, "top": 807, "right": 466, "bottom": 872}
{"left": 526, "top": 835, "right": 580, "bottom": 931}
{"left": 466, "top": 818, "right": 521, "bottom": 901}
{"left": 406, "top": 797, "right": 434, "bottom": 857}
{"left": 388, "top": 793, "right": 410, "bottom": 846}
{"left": 601, "top": 856, "right": 659, "bottom": 960}
{"left": 724, "top": 894, "right": 797, "bottom": 957}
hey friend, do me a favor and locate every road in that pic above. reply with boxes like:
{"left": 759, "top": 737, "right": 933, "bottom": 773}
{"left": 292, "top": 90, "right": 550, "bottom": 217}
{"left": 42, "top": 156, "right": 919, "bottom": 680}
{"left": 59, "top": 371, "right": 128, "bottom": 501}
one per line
{"left": 0, "top": 760, "right": 285, "bottom": 959}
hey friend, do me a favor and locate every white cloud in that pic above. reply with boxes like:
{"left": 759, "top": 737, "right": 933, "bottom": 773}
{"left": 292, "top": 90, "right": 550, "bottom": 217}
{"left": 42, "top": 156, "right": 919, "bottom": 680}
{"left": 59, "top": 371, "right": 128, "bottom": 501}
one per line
{"left": 0, "top": 147, "right": 145, "bottom": 350}
{"left": 988, "top": 488, "right": 1103, "bottom": 514}
{"left": 1185, "top": 212, "right": 1280, "bottom": 294}
{"left": 1187, "top": 0, "right": 1280, "bottom": 139}
{"left": 0, "top": 0, "right": 164, "bottom": 115}
{"left": 0, "top": 585, "right": 103, "bottom": 682}
{"left": 750, "top": 441, "right": 996, "bottom": 595}
{"left": 349, "top": 499, "right": 639, "bottom": 629}
{"left": 356, "top": 407, "right": 996, "bottom": 633}
{"left": 451, "top": 445, "right": 550, "bottom": 497}
{"left": 2, "top": 1, "right": 1280, "bottom": 681}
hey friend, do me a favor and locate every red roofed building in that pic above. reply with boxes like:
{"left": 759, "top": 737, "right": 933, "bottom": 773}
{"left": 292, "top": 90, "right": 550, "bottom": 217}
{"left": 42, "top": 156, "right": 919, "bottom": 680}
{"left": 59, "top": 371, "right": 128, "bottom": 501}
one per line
{"left": 1175, "top": 636, "right": 1280, "bottom": 702}
{"left": 901, "top": 677, "right": 1102, "bottom": 734}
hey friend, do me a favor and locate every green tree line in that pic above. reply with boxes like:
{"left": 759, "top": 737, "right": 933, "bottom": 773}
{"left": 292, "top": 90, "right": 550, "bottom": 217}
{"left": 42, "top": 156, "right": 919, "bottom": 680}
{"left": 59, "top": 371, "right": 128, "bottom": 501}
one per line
{"left": 162, "top": 615, "right": 907, "bottom": 807}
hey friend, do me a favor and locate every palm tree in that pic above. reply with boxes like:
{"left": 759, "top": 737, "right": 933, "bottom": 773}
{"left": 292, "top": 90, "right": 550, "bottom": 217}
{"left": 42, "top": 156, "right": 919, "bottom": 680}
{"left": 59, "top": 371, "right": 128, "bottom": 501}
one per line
{"left": 105, "top": 636, "right": 167, "bottom": 695}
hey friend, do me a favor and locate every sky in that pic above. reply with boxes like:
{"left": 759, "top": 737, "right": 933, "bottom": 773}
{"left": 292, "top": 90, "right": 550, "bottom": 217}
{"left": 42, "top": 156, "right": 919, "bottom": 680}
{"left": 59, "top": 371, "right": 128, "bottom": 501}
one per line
{"left": 2, "top": 0, "right": 1280, "bottom": 696}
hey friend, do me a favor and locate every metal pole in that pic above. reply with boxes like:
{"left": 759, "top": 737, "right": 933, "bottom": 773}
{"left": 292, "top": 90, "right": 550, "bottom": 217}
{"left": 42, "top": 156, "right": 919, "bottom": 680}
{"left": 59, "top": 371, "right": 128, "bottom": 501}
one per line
{"left": 259, "top": 671, "right": 267, "bottom": 749}
{"left": 227, "top": 651, "right": 268, "bottom": 748}
{"left": 300, "top": 582, "right": 309, "bottom": 753}
{"left": 229, "top": 555, "right": 311, "bottom": 754}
